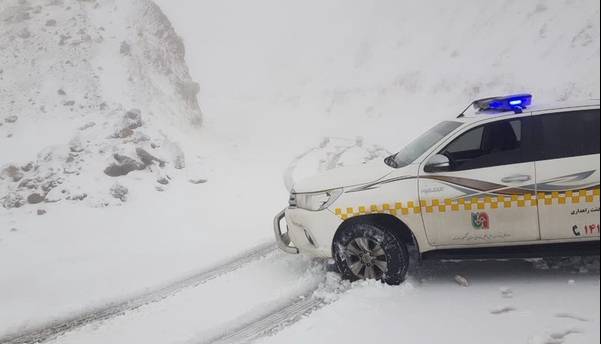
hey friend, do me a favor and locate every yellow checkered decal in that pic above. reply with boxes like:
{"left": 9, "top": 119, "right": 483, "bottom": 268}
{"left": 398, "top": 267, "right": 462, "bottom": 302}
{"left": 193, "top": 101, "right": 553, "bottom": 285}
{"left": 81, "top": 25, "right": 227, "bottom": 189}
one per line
{"left": 334, "top": 188, "right": 600, "bottom": 220}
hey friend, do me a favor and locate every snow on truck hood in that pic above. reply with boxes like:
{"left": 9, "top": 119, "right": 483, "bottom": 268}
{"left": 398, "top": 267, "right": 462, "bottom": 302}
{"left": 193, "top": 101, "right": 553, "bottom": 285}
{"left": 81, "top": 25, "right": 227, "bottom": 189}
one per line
{"left": 292, "top": 160, "right": 393, "bottom": 193}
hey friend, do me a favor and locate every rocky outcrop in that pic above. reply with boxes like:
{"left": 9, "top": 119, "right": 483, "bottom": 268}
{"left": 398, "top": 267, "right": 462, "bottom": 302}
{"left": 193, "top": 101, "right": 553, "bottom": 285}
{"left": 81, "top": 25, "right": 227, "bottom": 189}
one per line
{"left": 0, "top": 0, "right": 202, "bottom": 209}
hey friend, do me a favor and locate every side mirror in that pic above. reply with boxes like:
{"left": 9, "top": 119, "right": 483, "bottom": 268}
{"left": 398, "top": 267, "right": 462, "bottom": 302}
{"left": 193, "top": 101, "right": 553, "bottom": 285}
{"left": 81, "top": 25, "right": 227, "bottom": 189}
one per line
{"left": 424, "top": 154, "right": 450, "bottom": 173}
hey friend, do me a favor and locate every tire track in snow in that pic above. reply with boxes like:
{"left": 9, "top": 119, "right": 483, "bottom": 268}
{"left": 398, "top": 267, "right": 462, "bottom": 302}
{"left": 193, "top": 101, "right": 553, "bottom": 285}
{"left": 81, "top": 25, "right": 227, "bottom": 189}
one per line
{"left": 0, "top": 243, "right": 277, "bottom": 344}
{"left": 199, "top": 280, "right": 347, "bottom": 344}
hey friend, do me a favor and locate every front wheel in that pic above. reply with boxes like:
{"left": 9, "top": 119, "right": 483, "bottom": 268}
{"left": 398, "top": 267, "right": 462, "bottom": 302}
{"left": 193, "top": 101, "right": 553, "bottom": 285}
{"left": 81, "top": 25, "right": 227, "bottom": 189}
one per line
{"left": 333, "top": 222, "right": 409, "bottom": 285}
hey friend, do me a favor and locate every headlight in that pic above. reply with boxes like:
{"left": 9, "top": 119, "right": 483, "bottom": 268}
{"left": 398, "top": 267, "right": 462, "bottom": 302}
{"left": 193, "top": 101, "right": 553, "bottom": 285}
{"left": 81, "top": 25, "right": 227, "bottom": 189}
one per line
{"left": 294, "top": 188, "right": 343, "bottom": 211}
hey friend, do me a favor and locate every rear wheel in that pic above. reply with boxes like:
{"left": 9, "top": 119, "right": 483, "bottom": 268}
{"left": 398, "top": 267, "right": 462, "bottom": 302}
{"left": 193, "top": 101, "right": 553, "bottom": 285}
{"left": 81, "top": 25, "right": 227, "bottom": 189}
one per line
{"left": 333, "top": 222, "right": 409, "bottom": 285}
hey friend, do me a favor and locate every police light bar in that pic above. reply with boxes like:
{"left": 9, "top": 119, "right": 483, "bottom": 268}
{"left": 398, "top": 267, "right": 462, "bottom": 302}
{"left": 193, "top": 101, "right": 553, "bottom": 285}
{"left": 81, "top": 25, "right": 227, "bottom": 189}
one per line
{"left": 473, "top": 94, "right": 533, "bottom": 113}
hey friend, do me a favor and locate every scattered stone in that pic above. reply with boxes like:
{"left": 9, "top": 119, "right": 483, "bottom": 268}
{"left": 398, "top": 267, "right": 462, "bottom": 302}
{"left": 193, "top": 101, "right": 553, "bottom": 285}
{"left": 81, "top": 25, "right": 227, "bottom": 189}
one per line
{"left": 57, "top": 89, "right": 66, "bottom": 96}
{"left": 2, "top": 192, "right": 25, "bottom": 209}
{"left": 490, "top": 306, "right": 516, "bottom": 315}
{"left": 120, "top": 41, "right": 131, "bottom": 56}
{"left": 189, "top": 178, "right": 207, "bottom": 184}
{"left": 1, "top": 165, "right": 24, "bottom": 182}
{"left": 115, "top": 127, "right": 133, "bottom": 138}
{"left": 69, "top": 137, "right": 85, "bottom": 153}
{"left": 79, "top": 121, "right": 95, "bottom": 130}
{"left": 454, "top": 275, "right": 470, "bottom": 287}
{"left": 123, "top": 109, "right": 142, "bottom": 129}
{"left": 41, "top": 178, "right": 61, "bottom": 192}
{"left": 18, "top": 178, "right": 38, "bottom": 189}
{"left": 45, "top": 19, "right": 57, "bottom": 27}
{"left": 37, "top": 209, "right": 47, "bottom": 216}
{"left": 110, "top": 183, "right": 128, "bottom": 202}
{"left": 63, "top": 100, "right": 75, "bottom": 106}
{"left": 136, "top": 148, "right": 164, "bottom": 167}
{"left": 4, "top": 115, "right": 18, "bottom": 123}
{"left": 500, "top": 287, "right": 513, "bottom": 299}
{"left": 157, "top": 177, "right": 169, "bottom": 185}
{"left": 27, "top": 193, "right": 45, "bottom": 204}
{"left": 21, "top": 162, "right": 34, "bottom": 172}
{"left": 10, "top": 228, "right": 18, "bottom": 232}
{"left": 67, "top": 193, "right": 87, "bottom": 201}
{"left": 155, "top": 186, "right": 165, "bottom": 192}
{"left": 174, "top": 154, "right": 185, "bottom": 169}
{"left": 104, "top": 154, "right": 145, "bottom": 177}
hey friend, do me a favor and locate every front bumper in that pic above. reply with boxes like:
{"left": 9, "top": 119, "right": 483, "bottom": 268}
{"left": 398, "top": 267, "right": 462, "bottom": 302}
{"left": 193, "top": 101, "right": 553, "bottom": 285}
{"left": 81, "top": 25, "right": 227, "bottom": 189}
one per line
{"left": 273, "top": 207, "right": 343, "bottom": 257}
{"left": 273, "top": 208, "right": 299, "bottom": 254}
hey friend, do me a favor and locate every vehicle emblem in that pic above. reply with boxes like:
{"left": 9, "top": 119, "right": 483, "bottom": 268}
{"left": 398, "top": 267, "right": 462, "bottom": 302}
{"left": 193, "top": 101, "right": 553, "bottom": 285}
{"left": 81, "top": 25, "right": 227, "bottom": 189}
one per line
{"left": 471, "top": 212, "right": 490, "bottom": 230}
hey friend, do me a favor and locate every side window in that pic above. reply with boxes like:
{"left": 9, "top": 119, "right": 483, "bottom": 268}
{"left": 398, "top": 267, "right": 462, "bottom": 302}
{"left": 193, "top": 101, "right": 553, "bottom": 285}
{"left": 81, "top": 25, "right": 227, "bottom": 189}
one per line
{"left": 534, "top": 109, "right": 600, "bottom": 161}
{"left": 441, "top": 119, "right": 525, "bottom": 171}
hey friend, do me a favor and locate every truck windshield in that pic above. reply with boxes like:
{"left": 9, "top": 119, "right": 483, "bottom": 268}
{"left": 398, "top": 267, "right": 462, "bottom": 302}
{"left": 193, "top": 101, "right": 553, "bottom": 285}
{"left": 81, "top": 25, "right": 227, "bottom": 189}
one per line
{"left": 385, "top": 121, "right": 462, "bottom": 168}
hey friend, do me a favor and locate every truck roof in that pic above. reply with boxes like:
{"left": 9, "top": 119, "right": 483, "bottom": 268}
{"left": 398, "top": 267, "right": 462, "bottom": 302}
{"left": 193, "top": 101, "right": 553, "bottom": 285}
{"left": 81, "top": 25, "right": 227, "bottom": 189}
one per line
{"left": 457, "top": 98, "right": 600, "bottom": 123}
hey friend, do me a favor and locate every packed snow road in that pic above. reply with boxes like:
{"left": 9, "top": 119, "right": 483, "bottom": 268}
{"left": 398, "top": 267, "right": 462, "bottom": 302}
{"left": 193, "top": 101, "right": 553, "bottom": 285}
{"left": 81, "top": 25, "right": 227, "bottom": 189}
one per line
{"left": 0, "top": 244, "right": 340, "bottom": 344}
{"left": 1, "top": 246, "right": 598, "bottom": 344}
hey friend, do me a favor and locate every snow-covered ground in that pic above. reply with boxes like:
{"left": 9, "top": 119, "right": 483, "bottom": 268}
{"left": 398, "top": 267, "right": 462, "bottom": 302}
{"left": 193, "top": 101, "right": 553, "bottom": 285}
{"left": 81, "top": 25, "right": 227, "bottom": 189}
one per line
{"left": 1, "top": 0, "right": 600, "bottom": 343}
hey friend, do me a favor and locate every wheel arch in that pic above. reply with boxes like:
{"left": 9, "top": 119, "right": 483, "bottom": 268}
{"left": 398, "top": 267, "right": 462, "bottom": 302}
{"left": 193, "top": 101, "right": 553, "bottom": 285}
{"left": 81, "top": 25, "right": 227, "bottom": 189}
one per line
{"left": 332, "top": 213, "right": 420, "bottom": 257}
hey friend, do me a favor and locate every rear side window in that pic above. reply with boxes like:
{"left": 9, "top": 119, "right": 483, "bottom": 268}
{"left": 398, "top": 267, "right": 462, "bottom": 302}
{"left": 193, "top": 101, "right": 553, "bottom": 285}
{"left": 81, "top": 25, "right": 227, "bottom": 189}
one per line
{"left": 533, "top": 109, "right": 600, "bottom": 161}
{"left": 441, "top": 118, "right": 526, "bottom": 171}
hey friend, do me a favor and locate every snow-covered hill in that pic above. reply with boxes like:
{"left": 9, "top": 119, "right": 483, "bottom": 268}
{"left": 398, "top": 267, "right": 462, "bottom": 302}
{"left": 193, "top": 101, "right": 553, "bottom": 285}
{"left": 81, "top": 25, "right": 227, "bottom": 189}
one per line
{"left": 0, "top": 0, "right": 202, "bottom": 210}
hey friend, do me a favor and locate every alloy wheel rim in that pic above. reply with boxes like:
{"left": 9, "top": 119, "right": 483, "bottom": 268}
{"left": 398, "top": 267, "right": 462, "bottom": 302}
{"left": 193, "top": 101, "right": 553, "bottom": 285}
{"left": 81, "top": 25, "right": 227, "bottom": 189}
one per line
{"left": 344, "top": 237, "right": 388, "bottom": 280}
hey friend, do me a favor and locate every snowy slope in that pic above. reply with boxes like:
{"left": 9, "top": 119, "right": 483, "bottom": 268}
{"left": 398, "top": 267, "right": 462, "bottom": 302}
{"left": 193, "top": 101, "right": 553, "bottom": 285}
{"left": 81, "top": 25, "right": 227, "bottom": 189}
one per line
{"left": 0, "top": 0, "right": 202, "bottom": 209}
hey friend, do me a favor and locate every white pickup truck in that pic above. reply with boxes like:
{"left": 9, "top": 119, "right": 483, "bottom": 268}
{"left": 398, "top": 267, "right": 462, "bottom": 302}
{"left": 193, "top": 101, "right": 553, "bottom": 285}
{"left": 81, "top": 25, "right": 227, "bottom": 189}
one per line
{"left": 274, "top": 94, "right": 600, "bottom": 284}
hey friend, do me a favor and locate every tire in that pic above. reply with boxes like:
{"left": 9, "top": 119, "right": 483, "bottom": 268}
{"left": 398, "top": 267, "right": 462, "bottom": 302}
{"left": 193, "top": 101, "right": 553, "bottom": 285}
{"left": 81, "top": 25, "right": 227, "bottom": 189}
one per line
{"left": 333, "top": 222, "right": 409, "bottom": 285}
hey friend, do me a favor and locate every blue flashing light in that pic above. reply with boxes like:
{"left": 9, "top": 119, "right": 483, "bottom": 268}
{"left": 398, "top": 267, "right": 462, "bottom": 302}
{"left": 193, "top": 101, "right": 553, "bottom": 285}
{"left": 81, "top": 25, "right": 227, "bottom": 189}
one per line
{"left": 509, "top": 99, "right": 523, "bottom": 106}
{"left": 473, "top": 94, "right": 533, "bottom": 114}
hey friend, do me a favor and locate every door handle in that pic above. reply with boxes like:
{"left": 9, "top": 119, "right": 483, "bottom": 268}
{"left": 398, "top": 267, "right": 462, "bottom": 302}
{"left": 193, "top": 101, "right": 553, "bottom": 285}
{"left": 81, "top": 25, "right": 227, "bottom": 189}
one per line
{"left": 501, "top": 174, "right": 531, "bottom": 183}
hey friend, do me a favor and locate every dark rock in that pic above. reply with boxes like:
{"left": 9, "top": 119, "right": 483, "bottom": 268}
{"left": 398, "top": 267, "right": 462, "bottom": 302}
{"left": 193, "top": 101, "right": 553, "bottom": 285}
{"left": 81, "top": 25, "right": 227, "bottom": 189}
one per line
{"left": 104, "top": 154, "right": 145, "bottom": 177}
{"left": 189, "top": 178, "right": 208, "bottom": 184}
{"left": 27, "top": 193, "right": 45, "bottom": 204}
{"left": 67, "top": 193, "right": 87, "bottom": 201}
{"left": 46, "top": 19, "right": 57, "bottom": 27}
{"left": 4, "top": 115, "right": 18, "bottom": 123}
{"left": 37, "top": 209, "right": 47, "bottom": 216}
{"left": 136, "top": 148, "right": 164, "bottom": 167}
{"left": 41, "top": 179, "right": 62, "bottom": 192}
{"left": 157, "top": 177, "right": 169, "bottom": 185}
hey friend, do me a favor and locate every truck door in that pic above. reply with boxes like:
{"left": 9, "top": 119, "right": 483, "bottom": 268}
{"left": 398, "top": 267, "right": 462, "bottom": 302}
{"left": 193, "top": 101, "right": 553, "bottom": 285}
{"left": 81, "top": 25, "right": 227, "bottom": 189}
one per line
{"left": 419, "top": 116, "right": 540, "bottom": 246}
{"left": 532, "top": 108, "right": 600, "bottom": 240}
